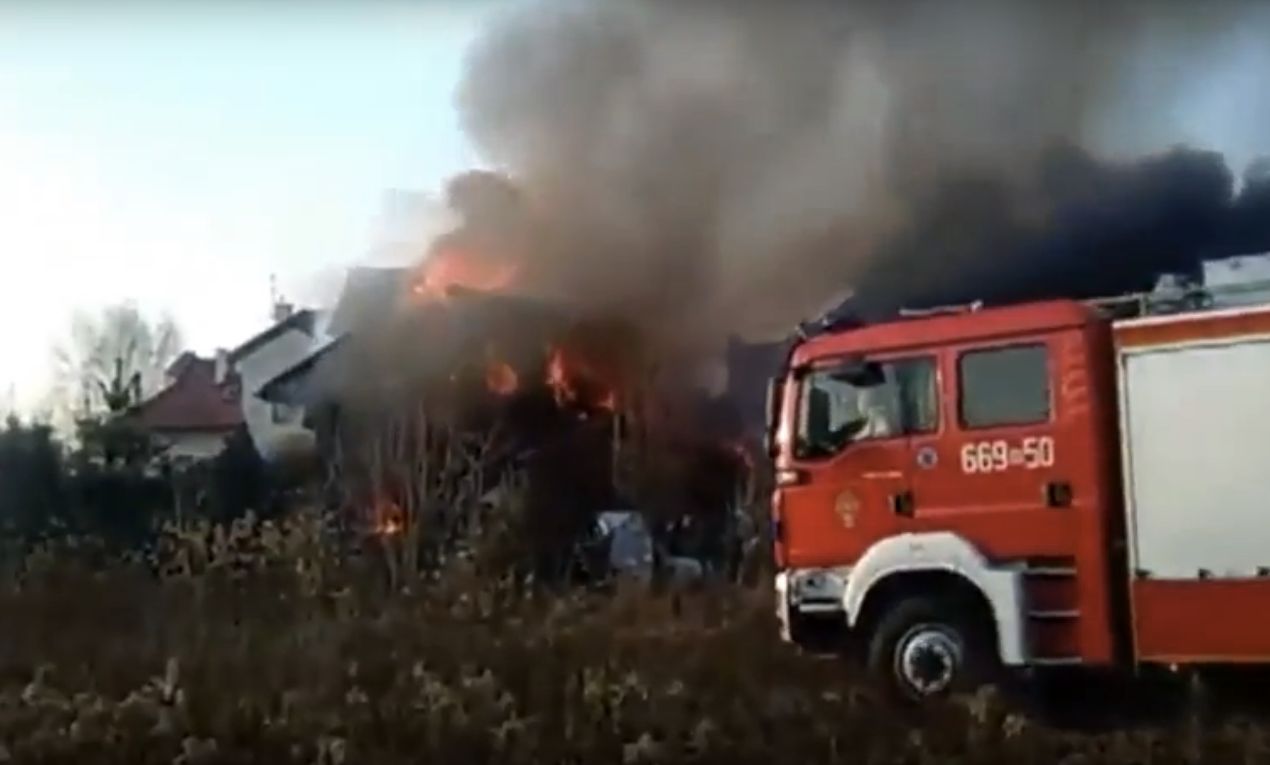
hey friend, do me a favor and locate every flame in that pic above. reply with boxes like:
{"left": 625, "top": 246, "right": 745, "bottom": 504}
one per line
{"left": 372, "top": 498, "right": 404, "bottom": 537}
{"left": 412, "top": 246, "right": 518, "bottom": 301}
{"left": 545, "top": 345, "right": 618, "bottom": 412}
{"left": 546, "top": 347, "right": 574, "bottom": 406}
{"left": 486, "top": 359, "right": 519, "bottom": 396}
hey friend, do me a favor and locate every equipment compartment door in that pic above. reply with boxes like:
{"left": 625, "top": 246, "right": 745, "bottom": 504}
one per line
{"left": 1119, "top": 335, "right": 1270, "bottom": 661}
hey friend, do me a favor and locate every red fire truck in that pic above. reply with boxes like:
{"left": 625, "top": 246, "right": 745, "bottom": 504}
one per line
{"left": 767, "top": 294, "right": 1270, "bottom": 700}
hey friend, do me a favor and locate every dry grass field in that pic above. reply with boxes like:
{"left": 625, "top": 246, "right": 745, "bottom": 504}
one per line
{"left": 0, "top": 510, "right": 1266, "bottom": 764}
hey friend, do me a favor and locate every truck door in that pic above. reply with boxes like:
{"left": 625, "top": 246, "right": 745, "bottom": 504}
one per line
{"left": 907, "top": 336, "right": 1075, "bottom": 560}
{"left": 778, "top": 355, "right": 939, "bottom": 568}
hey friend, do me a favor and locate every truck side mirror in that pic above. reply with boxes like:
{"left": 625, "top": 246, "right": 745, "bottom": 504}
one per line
{"left": 764, "top": 377, "right": 781, "bottom": 457}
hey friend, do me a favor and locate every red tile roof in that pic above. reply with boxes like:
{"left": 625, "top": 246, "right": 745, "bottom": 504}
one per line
{"left": 130, "top": 356, "right": 243, "bottom": 433}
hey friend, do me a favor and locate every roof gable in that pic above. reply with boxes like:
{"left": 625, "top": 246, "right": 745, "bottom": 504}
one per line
{"left": 257, "top": 336, "right": 347, "bottom": 405}
{"left": 227, "top": 309, "right": 318, "bottom": 363}
{"left": 167, "top": 350, "right": 208, "bottom": 380}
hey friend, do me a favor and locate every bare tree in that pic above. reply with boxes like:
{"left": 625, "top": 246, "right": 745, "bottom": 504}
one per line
{"left": 332, "top": 399, "right": 508, "bottom": 590}
{"left": 49, "top": 302, "right": 183, "bottom": 432}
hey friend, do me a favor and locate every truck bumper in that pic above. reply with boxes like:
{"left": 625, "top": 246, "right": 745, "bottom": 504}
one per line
{"left": 775, "top": 568, "right": 851, "bottom": 646}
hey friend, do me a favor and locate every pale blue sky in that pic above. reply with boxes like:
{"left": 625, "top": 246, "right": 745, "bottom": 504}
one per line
{"left": 0, "top": 1, "right": 507, "bottom": 412}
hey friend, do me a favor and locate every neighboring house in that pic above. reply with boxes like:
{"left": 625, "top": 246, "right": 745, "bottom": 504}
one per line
{"left": 255, "top": 267, "right": 407, "bottom": 412}
{"left": 129, "top": 352, "right": 243, "bottom": 463}
{"left": 229, "top": 270, "right": 407, "bottom": 461}
{"left": 227, "top": 303, "right": 324, "bottom": 460}
{"left": 257, "top": 335, "right": 346, "bottom": 411}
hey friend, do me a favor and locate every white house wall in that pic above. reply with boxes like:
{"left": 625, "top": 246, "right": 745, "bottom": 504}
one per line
{"left": 235, "top": 329, "right": 317, "bottom": 460}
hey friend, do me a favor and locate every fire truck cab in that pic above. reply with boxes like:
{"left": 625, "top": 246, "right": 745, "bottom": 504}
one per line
{"left": 768, "top": 297, "right": 1270, "bottom": 700}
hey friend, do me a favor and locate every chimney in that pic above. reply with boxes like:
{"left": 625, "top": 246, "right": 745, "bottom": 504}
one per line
{"left": 269, "top": 274, "right": 294, "bottom": 323}
{"left": 273, "top": 300, "right": 294, "bottom": 324}
{"left": 214, "top": 348, "right": 230, "bottom": 385}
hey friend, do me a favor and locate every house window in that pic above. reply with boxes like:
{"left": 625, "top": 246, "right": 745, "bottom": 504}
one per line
{"left": 958, "top": 344, "right": 1051, "bottom": 428}
{"left": 796, "top": 356, "right": 938, "bottom": 459}
{"left": 271, "top": 402, "right": 300, "bottom": 424}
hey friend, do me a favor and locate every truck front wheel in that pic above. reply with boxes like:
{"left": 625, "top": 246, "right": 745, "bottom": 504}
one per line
{"left": 865, "top": 596, "right": 994, "bottom": 702}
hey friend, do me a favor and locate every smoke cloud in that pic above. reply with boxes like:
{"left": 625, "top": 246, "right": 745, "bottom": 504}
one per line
{"left": 852, "top": 146, "right": 1270, "bottom": 317}
{"left": 456, "top": 0, "right": 1270, "bottom": 335}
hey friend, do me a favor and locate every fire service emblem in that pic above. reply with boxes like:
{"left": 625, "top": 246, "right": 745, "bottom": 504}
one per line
{"left": 834, "top": 490, "right": 860, "bottom": 528}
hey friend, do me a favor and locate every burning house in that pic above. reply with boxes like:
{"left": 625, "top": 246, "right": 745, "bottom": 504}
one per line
{"left": 258, "top": 218, "right": 758, "bottom": 581}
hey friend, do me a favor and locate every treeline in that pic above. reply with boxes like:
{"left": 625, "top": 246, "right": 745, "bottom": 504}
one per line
{"left": 0, "top": 416, "right": 281, "bottom": 551}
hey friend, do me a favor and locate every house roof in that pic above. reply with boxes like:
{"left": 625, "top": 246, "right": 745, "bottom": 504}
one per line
{"left": 227, "top": 309, "right": 318, "bottom": 363}
{"left": 257, "top": 336, "right": 347, "bottom": 406}
{"left": 260, "top": 283, "right": 576, "bottom": 408}
{"left": 166, "top": 351, "right": 200, "bottom": 379}
{"left": 129, "top": 355, "right": 243, "bottom": 433}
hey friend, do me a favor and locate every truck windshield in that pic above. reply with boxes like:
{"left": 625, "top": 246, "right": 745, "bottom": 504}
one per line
{"left": 795, "top": 357, "right": 937, "bottom": 459}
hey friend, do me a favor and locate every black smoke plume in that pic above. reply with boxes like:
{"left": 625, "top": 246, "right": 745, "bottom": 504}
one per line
{"left": 457, "top": 0, "right": 1270, "bottom": 339}
{"left": 852, "top": 146, "right": 1270, "bottom": 318}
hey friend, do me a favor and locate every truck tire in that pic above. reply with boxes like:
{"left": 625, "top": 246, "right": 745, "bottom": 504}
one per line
{"left": 865, "top": 595, "right": 994, "bottom": 702}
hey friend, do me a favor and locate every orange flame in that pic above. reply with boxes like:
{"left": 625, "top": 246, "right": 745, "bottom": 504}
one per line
{"left": 546, "top": 347, "right": 574, "bottom": 406}
{"left": 486, "top": 359, "right": 519, "bottom": 396}
{"left": 372, "top": 498, "right": 404, "bottom": 537}
{"left": 545, "top": 345, "right": 618, "bottom": 412}
{"left": 412, "top": 247, "right": 518, "bottom": 302}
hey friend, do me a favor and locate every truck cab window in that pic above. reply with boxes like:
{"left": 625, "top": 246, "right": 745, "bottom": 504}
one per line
{"left": 796, "top": 357, "right": 937, "bottom": 459}
{"left": 959, "top": 344, "right": 1050, "bottom": 428}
